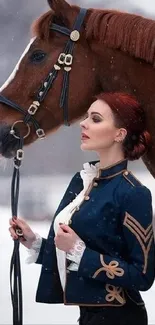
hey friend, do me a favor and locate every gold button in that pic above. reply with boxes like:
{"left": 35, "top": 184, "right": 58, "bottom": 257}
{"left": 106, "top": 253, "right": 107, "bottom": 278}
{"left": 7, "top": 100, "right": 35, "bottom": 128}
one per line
{"left": 93, "top": 182, "right": 98, "bottom": 187}
{"left": 124, "top": 171, "right": 129, "bottom": 176}
{"left": 68, "top": 219, "right": 72, "bottom": 225}
{"left": 76, "top": 207, "right": 80, "bottom": 211}
{"left": 85, "top": 196, "right": 90, "bottom": 200}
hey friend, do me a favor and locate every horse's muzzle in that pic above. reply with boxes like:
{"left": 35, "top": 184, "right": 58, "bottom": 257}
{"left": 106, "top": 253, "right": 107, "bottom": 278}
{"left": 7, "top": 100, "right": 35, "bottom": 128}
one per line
{"left": 0, "top": 123, "right": 19, "bottom": 158}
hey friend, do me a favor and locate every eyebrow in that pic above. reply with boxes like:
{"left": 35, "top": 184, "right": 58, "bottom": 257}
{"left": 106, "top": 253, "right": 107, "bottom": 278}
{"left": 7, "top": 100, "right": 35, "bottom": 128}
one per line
{"left": 87, "top": 111, "right": 103, "bottom": 117}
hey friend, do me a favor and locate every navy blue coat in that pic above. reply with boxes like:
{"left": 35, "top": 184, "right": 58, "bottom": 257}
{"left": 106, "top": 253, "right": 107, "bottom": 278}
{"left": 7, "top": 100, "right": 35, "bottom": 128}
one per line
{"left": 35, "top": 159, "right": 155, "bottom": 307}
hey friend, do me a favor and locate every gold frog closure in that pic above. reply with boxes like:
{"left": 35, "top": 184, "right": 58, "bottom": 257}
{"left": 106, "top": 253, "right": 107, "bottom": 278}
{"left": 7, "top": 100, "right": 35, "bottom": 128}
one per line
{"left": 92, "top": 255, "right": 124, "bottom": 279}
{"left": 105, "top": 284, "right": 126, "bottom": 304}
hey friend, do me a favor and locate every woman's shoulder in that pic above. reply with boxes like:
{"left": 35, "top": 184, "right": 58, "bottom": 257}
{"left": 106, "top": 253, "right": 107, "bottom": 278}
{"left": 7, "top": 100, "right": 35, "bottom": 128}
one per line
{"left": 121, "top": 170, "right": 151, "bottom": 193}
{"left": 117, "top": 170, "right": 152, "bottom": 205}
{"left": 121, "top": 170, "right": 143, "bottom": 187}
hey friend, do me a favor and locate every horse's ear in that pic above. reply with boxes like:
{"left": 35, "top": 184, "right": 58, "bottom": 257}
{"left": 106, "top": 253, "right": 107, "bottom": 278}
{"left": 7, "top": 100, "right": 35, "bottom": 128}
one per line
{"left": 47, "top": 0, "right": 72, "bottom": 15}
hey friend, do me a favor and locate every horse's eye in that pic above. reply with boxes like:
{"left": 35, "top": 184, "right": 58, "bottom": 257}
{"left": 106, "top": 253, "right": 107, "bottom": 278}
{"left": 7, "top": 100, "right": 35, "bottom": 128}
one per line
{"left": 29, "top": 50, "right": 47, "bottom": 64}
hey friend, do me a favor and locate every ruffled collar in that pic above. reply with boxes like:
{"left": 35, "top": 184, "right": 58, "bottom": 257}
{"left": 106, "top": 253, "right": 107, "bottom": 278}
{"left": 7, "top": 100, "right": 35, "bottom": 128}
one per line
{"left": 80, "top": 162, "right": 99, "bottom": 191}
{"left": 81, "top": 158, "right": 128, "bottom": 182}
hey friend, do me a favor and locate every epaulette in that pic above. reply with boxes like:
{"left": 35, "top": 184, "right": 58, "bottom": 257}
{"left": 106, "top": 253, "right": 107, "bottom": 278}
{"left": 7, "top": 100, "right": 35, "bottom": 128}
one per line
{"left": 123, "top": 170, "right": 142, "bottom": 187}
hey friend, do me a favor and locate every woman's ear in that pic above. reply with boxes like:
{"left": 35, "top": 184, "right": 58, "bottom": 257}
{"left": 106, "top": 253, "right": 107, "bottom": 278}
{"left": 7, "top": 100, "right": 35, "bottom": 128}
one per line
{"left": 115, "top": 128, "right": 127, "bottom": 142}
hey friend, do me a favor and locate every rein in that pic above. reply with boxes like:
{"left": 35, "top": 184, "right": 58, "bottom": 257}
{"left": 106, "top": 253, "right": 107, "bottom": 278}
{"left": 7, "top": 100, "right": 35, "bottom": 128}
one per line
{"left": 0, "top": 8, "right": 87, "bottom": 325}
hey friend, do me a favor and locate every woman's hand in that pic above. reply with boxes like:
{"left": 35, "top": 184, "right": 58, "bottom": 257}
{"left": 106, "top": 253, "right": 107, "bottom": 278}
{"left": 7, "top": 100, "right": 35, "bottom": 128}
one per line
{"left": 54, "top": 223, "right": 80, "bottom": 253}
{"left": 9, "top": 217, "right": 37, "bottom": 249}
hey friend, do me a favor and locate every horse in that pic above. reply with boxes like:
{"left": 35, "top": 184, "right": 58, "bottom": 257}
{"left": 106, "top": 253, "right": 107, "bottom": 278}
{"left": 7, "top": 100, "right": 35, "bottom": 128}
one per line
{"left": 0, "top": 0, "right": 155, "bottom": 177}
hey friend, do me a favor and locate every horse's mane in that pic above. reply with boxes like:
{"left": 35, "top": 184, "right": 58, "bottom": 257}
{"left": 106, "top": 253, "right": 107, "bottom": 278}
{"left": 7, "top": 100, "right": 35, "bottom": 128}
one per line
{"left": 86, "top": 9, "right": 155, "bottom": 66}
{"left": 31, "top": 7, "right": 155, "bottom": 66}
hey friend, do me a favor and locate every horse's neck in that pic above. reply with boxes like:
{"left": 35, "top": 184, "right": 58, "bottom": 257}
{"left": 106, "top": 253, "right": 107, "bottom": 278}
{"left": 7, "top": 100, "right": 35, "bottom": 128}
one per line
{"left": 91, "top": 44, "right": 132, "bottom": 91}
{"left": 92, "top": 42, "right": 154, "bottom": 102}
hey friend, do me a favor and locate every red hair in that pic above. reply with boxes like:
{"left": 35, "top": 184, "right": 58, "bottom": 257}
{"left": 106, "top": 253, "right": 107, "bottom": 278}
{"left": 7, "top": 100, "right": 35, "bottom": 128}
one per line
{"left": 95, "top": 92, "right": 151, "bottom": 160}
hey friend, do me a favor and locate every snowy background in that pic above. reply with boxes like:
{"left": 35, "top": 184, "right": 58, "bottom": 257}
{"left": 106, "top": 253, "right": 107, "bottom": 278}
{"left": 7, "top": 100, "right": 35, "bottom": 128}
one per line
{"left": 0, "top": 0, "right": 155, "bottom": 324}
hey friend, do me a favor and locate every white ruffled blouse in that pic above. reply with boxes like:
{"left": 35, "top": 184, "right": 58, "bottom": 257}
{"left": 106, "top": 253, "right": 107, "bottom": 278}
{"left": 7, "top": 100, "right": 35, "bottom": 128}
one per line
{"left": 26, "top": 161, "right": 99, "bottom": 290}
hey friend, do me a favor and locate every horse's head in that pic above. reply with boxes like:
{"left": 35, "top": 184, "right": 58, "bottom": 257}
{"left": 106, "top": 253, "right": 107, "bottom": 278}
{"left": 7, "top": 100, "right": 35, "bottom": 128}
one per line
{"left": 0, "top": 0, "right": 99, "bottom": 158}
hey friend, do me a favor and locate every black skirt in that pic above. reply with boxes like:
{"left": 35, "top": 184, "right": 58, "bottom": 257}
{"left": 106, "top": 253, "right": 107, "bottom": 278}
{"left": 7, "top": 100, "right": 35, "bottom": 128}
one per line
{"left": 78, "top": 299, "right": 148, "bottom": 325}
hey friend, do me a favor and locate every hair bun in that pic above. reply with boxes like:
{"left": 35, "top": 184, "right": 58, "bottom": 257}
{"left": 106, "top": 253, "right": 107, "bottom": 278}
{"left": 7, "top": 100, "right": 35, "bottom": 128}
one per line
{"left": 127, "top": 130, "right": 151, "bottom": 160}
{"left": 141, "top": 130, "right": 152, "bottom": 147}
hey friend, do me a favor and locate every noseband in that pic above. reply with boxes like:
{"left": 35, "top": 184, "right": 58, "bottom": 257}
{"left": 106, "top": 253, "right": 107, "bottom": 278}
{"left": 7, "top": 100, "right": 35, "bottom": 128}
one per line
{"left": 0, "top": 8, "right": 87, "bottom": 325}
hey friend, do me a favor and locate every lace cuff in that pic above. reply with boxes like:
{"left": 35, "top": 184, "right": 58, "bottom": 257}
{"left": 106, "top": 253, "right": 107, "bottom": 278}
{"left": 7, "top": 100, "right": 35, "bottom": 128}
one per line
{"left": 66, "top": 238, "right": 86, "bottom": 266}
{"left": 25, "top": 233, "right": 42, "bottom": 264}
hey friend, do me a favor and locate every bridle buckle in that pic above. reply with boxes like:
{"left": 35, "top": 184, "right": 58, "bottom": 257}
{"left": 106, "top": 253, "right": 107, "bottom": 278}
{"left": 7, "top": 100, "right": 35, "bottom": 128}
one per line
{"left": 58, "top": 53, "right": 66, "bottom": 65}
{"left": 28, "top": 101, "right": 40, "bottom": 115}
{"left": 64, "top": 54, "right": 73, "bottom": 66}
{"left": 17, "top": 149, "right": 24, "bottom": 161}
{"left": 36, "top": 128, "right": 45, "bottom": 139}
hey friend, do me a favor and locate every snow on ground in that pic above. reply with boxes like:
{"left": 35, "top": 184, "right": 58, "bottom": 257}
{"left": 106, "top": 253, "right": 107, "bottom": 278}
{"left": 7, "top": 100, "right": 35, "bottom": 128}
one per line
{"left": 1, "top": 171, "right": 155, "bottom": 324}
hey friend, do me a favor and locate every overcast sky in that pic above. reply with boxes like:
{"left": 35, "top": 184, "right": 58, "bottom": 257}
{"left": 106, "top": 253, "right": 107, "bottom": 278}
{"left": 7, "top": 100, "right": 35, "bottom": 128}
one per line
{"left": 133, "top": 0, "right": 155, "bottom": 13}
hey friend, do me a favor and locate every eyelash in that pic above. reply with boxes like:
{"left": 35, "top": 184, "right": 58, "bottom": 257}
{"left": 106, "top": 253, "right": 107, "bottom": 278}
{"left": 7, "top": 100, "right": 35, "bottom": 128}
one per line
{"left": 83, "top": 115, "right": 101, "bottom": 123}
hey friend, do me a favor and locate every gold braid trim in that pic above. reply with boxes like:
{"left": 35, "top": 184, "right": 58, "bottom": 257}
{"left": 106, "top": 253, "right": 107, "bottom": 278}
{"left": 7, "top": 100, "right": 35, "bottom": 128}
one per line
{"left": 92, "top": 255, "right": 124, "bottom": 279}
{"left": 105, "top": 284, "right": 126, "bottom": 304}
{"left": 123, "top": 212, "right": 154, "bottom": 274}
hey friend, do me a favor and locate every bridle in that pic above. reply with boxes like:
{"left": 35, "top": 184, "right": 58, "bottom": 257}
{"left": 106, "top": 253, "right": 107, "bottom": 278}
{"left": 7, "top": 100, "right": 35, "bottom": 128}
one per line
{"left": 0, "top": 8, "right": 87, "bottom": 325}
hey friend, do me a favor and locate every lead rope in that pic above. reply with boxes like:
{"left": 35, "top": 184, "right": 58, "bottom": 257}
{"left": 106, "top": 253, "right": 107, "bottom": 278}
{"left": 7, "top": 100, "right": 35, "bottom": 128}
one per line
{"left": 10, "top": 136, "right": 24, "bottom": 325}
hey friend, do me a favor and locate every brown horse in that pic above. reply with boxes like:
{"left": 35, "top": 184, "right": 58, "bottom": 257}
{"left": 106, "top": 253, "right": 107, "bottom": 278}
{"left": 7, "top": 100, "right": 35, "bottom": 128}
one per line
{"left": 0, "top": 0, "right": 155, "bottom": 176}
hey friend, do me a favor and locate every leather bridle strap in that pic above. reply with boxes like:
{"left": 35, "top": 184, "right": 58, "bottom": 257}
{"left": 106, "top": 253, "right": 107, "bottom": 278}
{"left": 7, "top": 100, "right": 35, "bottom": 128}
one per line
{"left": 0, "top": 95, "right": 41, "bottom": 130}
{"left": 37, "top": 7, "right": 87, "bottom": 125}
{"left": 10, "top": 136, "right": 23, "bottom": 325}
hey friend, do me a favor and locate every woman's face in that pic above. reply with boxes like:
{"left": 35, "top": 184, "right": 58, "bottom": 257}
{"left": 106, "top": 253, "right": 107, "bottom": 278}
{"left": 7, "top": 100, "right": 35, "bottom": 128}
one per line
{"left": 80, "top": 99, "right": 124, "bottom": 152}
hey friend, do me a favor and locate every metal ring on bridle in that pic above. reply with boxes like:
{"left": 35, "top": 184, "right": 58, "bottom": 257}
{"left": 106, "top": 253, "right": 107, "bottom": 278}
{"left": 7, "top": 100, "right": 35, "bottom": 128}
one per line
{"left": 10, "top": 120, "right": 31, "bottom": 139}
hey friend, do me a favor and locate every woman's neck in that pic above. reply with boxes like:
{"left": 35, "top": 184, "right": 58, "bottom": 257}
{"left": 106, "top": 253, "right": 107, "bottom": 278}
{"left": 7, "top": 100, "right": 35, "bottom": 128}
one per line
{"left": 97, "top": 149, "right": 125, "bottom": 169}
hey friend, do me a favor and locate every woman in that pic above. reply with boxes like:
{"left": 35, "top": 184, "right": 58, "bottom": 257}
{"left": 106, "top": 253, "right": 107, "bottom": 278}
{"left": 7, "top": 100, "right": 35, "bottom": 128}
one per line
{"left": 9, "top": 92, "right": 155, "bottom": 325}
